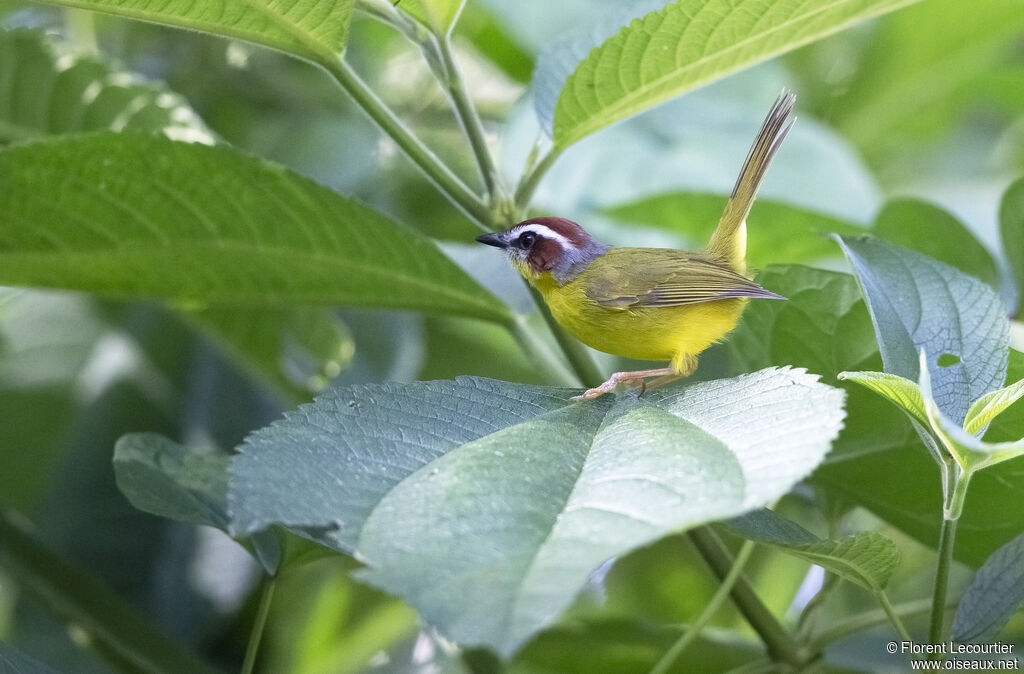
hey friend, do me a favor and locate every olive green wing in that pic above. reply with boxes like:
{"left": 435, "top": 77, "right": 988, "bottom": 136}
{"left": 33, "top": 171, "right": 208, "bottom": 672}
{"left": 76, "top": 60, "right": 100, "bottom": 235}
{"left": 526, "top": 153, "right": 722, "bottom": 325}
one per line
{"left": 583, "top": 248, "right": 785, "bottom": 309}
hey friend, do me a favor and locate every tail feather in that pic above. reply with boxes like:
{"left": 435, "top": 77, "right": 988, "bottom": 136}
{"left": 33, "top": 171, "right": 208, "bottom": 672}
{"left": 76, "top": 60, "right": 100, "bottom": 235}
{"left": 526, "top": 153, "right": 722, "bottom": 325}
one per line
{"left": 706, "top": 91, "right": 796, "bottom": 273}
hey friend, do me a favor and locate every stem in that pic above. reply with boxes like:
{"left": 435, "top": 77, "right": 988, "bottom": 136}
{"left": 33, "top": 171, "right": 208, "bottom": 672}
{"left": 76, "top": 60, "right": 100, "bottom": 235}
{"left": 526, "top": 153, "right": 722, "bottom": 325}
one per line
{"left": 929, "top": 468, "right": 971, "bottom": 653}
{"left": 507, "top": 315, "right": 579, "bottom": 387}
{"left": 514, "top": 146, "right": 563, "bottom": 210}
{"left": 650, "top": 540, "right": 756, "bottom": 674}
{"left": 877, "top": 591, "right": 913, "bottom": 642}
{"left": 242, "top": 576, "right": 277, "bottom": 674}
{"left": 317, "top": 56, "right": 492, "bottom": 228}
{"left": 437, "top": 35, "right": 503, "bottom": 203}
{"left": 687, "top": 527, "right": 806, "bottom": 668}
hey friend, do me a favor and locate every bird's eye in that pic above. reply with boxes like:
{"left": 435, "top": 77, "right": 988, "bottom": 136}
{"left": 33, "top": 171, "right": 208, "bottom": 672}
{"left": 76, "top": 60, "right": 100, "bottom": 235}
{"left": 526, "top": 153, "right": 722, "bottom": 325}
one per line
{"left": 517, "top": 231, "right": 536, "bottom": 248}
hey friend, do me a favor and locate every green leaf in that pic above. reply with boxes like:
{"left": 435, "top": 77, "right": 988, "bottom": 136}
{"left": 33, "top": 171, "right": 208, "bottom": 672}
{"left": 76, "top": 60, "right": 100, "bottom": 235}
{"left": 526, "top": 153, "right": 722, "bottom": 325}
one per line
{"left": 917, "top": 351, "right": 1024, "bottom": 473}
{"left": 397, "top": 0, "right": 466, "bottom": 33}
{"left": 0, "top": 28, "right": 210, "bottom": 144}
{"left": 835, "top": 235, "right": 1009, "bottom": 425}
{"left": 603, "top": 193, "right": 864, "bottom": 268}
{"left": 0, "top": 133, "right": 508, "bottom": 323}
{"left": 532, "top": 0, "right": 668, "bottom": 135}
{"left": 837, "top": 370, "right": 927, "bottom": 428}
{"left": 1000, "top": 178, "right": 1024, "bottom": 317}
{"left": 872, "top": 198, "right": 1000, "bottom": 290}
{"left": 964, "top": 379, "right": 1024, "bottom": 436}
{"left": 551, "top": 0, "right": 923, "bottom": 149}
{"left": 728, "top": 509, "right": 899, "bottom": 592}
{"left": 113, "top": 433, "right": 231, "bottom": 531}
{"left": 0, "top": 512, "right": 219, "bottom": 674}
{"left": 229, "top": 369, "right": 846, "bottom": 656}
{"left": 953, "top": 530, "right": 1024, "bottom": 643}
{"left": 37, "top": 0, "right": 356, "bottom": 61}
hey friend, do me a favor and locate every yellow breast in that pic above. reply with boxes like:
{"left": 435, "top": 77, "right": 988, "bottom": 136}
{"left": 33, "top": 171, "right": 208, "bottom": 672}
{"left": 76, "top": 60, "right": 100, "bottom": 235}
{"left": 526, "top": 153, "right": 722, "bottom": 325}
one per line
{"left": 531, "top": 271, "right": 746, "bottom": 371}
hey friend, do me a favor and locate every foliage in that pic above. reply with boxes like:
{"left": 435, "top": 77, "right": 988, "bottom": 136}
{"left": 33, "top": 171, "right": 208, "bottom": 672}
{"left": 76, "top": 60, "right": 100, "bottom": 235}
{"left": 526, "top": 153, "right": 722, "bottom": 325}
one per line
{"left": 0, "top": 0, "right": 1022, "bottom": 673}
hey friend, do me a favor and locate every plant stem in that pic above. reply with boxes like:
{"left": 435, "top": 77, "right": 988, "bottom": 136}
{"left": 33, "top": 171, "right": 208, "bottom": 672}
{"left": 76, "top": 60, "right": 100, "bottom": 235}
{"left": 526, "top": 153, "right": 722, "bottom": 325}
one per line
{"left": 877, "top": 590, "right": 913, "bottom": 642}
{"left": 650, "top": 540, "right": 756, "bottom": 674}
{"left": 317, "top": 56, "right": 493, "bottom": 228}
{"left": 507, "top": 315, "right": 579, "bottom": 387}
{"left": 514, "top": 146, "right": 563, "bottom": 210}
{"left": 687, "top": 527, "right": 806, "bottom": 668}
{"left": 242, "top": 576, "right": 277, "bottom": 674}
{"left": 929, "top": 467, "right": 971, "bottom": 654}
{"left": 437, "top": 35, "right": 503, "bottom": 203}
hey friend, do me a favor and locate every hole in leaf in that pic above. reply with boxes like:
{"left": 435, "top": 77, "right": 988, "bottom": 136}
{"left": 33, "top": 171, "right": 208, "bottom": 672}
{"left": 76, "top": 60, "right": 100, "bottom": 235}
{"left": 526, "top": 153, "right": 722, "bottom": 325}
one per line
{"left": 937, "top": 353, "right": 961, "bottom": 367}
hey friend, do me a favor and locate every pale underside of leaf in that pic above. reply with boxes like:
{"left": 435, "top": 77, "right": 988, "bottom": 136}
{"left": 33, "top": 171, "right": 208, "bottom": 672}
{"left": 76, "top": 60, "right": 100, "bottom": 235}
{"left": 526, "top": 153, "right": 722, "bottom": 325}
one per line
{"left": 229, "top": 369, "right": 846, "bottom": 655}
{"left": 953, "top": 531, "right": 1024, "bottom": 644}
{"left": 553, "top": 0, "right": 923, "bottom": 148}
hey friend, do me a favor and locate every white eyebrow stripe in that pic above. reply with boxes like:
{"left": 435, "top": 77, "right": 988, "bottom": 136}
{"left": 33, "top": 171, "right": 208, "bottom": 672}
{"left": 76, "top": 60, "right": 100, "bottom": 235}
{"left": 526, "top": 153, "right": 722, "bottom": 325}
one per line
{"left": 511, "top": 224, "right": 575, "bottom": 249}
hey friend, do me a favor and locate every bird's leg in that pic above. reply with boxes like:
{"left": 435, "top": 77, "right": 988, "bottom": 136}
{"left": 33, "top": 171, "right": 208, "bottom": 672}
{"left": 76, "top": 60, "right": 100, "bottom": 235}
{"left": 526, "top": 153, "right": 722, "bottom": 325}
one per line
{"left": 572, "top": 367, "right": 676, "bottom": 400}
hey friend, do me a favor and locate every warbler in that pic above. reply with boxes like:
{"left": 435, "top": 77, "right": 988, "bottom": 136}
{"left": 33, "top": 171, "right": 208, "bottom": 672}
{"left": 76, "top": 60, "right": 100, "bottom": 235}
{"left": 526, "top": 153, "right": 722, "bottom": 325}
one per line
{"left": 478, "top": 92, "right": 795, "bottom": 399}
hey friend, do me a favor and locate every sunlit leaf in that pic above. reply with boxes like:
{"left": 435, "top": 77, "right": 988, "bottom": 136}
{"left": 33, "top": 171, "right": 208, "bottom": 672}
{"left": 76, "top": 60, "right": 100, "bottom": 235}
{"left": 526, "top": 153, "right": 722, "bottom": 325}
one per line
{"left": 397, "top": 0, "right": 466, "bottom": 33}
{"left": 551, "top": 0, "right": 923, "bottom": 149}
{"left": 0, "top": 28, "right": 210, "bottom": 144}
{"left": 36, "top": 0, "right": 356, "bottom": 61}
{"left": 0, "top": 133, "right": 509, "bottom": 323}
{"left": 964, "top": 379, "right": 1024, "bottom": 437}
{"left": 835, "top": 235, "right": 1009, "bottom": 425}
{"left": 229, "top": 369, "right": 845, "bottom": 655}
{"left": 837, "top": 371, "right": 927, "bottom": 428}
{"left": 729, "top": 509, "right": 899, "bottom": 592}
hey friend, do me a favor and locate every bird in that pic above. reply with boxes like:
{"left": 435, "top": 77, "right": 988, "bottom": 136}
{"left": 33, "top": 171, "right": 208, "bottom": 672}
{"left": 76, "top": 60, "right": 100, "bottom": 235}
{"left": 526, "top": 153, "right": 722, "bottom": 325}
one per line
{"left": 477, "top": 92, "right": 795, "bottom": 399}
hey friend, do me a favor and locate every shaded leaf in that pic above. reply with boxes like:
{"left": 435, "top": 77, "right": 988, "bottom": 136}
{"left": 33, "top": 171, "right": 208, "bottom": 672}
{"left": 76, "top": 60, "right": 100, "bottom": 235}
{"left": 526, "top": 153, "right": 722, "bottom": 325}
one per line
{"left": 953, "top": 531, "right": 1024, "bottom": 643}
{"left": 835, "top": 235, "right": 1009, "bottom": 425}
{"left": 1001, "top": 178, "right": 1024, "bottom": 317}
{"left": 229, "top": 369, "right": 845, "bottom": 655}
{"left": 37, "top": 0, "right": 356, "bottom": 61}
{"left": 113, "top": 433, "right": 231, "bottom": 531}
{"left": 0, "top": 28, "right": 209, "bottom": 144}
{"left": 872, "top": 198, "right": 1000, "bottom": 290}
{"left": 0, "top": 133, "right": 508, "bottom": 323}
{"left": 551, "top": 0, "right": 923, "bottom": 148}
{"left": 729, "top": 509, "right": 899, "bottom": 592}
{"left": 0, "top": 642, "right": 61, "bottom": 674}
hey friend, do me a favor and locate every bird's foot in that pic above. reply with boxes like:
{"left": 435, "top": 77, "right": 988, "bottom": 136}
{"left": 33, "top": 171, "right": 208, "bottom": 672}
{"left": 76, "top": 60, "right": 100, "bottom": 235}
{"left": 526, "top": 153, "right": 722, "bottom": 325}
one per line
{"left": 572, "top": 367, "right": 677, "bottom": 400}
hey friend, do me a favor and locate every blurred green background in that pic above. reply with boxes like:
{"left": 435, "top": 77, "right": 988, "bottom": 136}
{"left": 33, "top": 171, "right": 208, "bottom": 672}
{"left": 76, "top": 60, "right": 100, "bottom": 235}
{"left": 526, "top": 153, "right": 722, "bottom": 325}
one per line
{"left": 1, "top": 0, "right": 1022, "bottom": 671}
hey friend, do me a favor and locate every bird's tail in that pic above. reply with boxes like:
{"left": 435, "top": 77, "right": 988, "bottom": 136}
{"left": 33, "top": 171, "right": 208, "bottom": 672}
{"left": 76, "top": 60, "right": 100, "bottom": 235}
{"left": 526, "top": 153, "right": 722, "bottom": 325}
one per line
{"left": 705, "top": 91, "right": 796, "bottom": 274}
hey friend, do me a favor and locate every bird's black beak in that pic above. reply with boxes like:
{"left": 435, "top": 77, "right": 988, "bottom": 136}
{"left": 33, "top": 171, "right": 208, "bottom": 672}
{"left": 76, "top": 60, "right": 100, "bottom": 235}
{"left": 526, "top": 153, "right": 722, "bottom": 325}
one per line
{"left": 475, "top": 232, "right": 508, "bottom": 248}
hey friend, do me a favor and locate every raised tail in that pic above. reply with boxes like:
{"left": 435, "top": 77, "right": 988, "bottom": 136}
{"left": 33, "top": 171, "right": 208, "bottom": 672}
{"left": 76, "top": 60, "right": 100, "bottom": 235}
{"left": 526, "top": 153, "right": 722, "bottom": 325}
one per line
{"left": 705, "top": 91, "right": 796, "bottom": 273}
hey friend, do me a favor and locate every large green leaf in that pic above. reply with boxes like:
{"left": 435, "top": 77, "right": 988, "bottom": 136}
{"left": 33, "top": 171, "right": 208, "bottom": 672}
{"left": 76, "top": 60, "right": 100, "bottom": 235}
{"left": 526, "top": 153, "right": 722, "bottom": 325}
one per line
{"left": 604, "top": 193, "right": 864, "bottom": 268}
{"left": 551, "top": 0, "right": 922, "bottom": 149}
{"left": 872, "top": 198, "right": 1000, "bottom": 290}
{"left": 396, "top": 0, "right": 466, "bottom": 33}
{"left": 1001, "top": 178, "right": 1024, "bottom": 317}
{"left": 728, "top": 509, "right": 899, "bottom": 592}
{"left": 229, "top": 370, "right": 846, "bottom": 655}
{"left": 836, "top": 235, "right": 1009, "bottom": 425}
{"left": 36, "top": 0, "right": 356, "bottom": 61}
{"left": 0, "top": 641, "right": 61, "bottom": 674}
{"left": 0, "top": 28, "right": 210, "bottom": 144}
{"left": 0, "top": 133, "right": 508, "bottom": 323}
{"left": 953, "top": 531, "right": 1024, "bottom": 643}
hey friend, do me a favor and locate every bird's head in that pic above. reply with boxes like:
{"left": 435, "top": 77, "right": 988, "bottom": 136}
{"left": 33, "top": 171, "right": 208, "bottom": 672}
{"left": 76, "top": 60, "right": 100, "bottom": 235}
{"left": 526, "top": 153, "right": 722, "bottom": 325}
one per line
{"left": 476, "top": 217, "right": 609, "bottom": 284}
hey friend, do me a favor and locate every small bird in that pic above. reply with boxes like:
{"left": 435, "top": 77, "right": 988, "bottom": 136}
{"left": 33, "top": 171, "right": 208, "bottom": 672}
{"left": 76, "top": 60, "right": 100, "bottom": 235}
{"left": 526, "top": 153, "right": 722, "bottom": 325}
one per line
{"left": 478, "top": 92, "right": 795, "bottom": 399}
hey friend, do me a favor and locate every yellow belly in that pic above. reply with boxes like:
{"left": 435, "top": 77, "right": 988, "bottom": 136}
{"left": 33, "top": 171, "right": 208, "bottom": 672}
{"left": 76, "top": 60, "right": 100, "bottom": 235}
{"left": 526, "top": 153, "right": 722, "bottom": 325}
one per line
{"left": 533, "top": 273, "right": 746, "bottom": 370}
